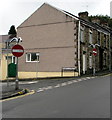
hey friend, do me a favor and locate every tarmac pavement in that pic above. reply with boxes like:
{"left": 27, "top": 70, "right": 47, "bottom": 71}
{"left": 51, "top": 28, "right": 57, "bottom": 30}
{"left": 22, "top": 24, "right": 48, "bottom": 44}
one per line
{"left": 0, "top": 70, "right": 111, "bottom": 100}
{"left": 0, "top": 82, "right": 28, "bottom": 100}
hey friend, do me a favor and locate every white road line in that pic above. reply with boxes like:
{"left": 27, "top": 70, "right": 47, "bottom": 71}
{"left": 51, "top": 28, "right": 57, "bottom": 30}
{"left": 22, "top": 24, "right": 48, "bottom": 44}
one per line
{"left": 36, "top": 76, "right": 94, "bottom": 93}
{"left": 82, "top": 78, "right": 87, "bottom": 81}
{"left": 45, "top": 86, "right": 53, "bottom": 90}
{"left": 27, "top": 81, "right": 38, "bottom": 84}
{"left": 10, "top": 81, "right": 38, "bottom": 85}
{"left": 54, "top": 84, "right": 61, "bottom": 88}
{"left": 86, "top": 77, "right": 91, "bottom": 79}
{"left": 72, "top": 80, "right": 78, "bottom": 83}
{"left": 91, "top": 77, "right": 95, "bottom": 79}
{"left": 77, "top": 79, "right": 82, "bottom": 82}
{"left": 61, "top": 82, "right": 67, "bottom": 86}
{"left": 37, "top": 89, "right": 44, "bottom": 92}
{"left": 67, "top": 81, "right": 73, "bottom": 85}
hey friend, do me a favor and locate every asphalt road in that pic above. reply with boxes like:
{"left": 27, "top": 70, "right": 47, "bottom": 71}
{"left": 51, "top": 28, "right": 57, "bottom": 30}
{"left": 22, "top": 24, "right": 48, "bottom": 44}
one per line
{"left": 2, "top": 75, "right": 110, "bottom": 118}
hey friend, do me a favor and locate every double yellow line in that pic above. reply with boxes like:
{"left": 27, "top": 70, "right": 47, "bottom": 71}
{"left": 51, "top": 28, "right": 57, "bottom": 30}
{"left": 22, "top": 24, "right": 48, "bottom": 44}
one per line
{"left": 0, "top": 90, "right": 35, "bottom": 102}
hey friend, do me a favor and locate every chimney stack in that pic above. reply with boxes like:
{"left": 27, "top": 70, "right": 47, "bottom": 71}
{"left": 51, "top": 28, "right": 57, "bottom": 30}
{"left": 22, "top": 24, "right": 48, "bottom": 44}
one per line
{"left": 91, "top": 17, "right": 100, "bottom": 24}
{"left": 78, "top": 11, "right": 89, "bottom": 20}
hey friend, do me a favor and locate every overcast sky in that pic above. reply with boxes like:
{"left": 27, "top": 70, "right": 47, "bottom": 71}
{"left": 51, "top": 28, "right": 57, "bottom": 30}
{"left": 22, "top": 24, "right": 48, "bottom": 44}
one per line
{"left": 0, "top": 0, "right": 111, "bottom": 35}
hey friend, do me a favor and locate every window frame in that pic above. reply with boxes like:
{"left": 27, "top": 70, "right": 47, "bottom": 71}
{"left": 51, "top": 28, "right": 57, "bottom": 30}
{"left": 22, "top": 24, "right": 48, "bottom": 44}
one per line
{"left": 80, "top": 26, "right": 85, "bottom": 43}
{"left": 97, "top": 31, "right": 101, "bottom": 45}
{"left": 6, "top": 56, "right": 17, "bottom": 64}
{"left": 89, "top": 29, "right": 93, "bottom": 44}
{"left": 104, "top": 34, "right": 107, "bottom": 48}
{"left": 26, "top": 53, "right": 39, "bottom": 63}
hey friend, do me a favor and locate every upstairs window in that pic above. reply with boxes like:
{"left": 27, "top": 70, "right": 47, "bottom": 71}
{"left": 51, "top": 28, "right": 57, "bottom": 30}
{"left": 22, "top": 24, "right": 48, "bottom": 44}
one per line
{"left": 103, "top": 52, "right": 107, "bottom": 67}
{"left": 26, "top": 53, "right": 39, "bottom": 62}
{"left": 97, "top": 32, "right": 101, "bottom": 45}
{"left": 104, "top": 34, "right": 106, "bottom": 48}
{"left": 89, "top": 29, "right": 93, "bottom": 44}
{"left": 80, "top": 26, "right": 85, "bottom": 43}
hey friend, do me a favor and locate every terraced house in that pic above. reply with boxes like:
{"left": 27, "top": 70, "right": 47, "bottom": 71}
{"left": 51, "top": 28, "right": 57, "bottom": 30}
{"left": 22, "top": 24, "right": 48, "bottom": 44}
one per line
{"left": 16, "top": 3, "right": 111, "bottom": 79}
{"left": 1, "top": 3, "right": 112, "bottom": 80}
{"left": 0, "top": 35, "right": 13, "bottom": 80}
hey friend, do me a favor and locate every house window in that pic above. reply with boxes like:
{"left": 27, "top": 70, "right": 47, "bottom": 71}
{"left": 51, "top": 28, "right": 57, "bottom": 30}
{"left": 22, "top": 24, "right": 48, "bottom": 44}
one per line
{"left": 89, "top": 54, "right": 92, "bottom": 69}
{"left": 80, "top": 26, "right": 85, "bottom": 43}
{"left": 80, "top": 29, "right": 84, "bottom": 42}
{"left": 97, "top": 32, "right": 101, "bottom": 45}
{"left": 89, "top": 30, "right": 93, "bottom": 44}
{"left": 103, "top": 52, "right": 106, "bottom": 67}
{"left": 6, "top": 56, "right": 16, "bottom": 64}
{"left": 104, "top": 34, "right": 106, "bottom": 48}
{"left": 26, "top": 53, "right": 39, "bottom": 62}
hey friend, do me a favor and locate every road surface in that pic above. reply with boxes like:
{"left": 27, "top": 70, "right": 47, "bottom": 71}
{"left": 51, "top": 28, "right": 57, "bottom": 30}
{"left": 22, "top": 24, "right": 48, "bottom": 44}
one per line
{"left": 2, "top": 75, "right": 110, "bottom": 118}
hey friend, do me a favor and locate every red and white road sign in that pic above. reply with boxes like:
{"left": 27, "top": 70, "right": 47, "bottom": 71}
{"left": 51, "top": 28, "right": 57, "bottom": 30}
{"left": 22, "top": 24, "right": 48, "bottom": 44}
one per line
{"left": 93, "top": 48, "right": 97, "bottom": 56}
{"left": 12, "top": 44, "right": 24, "bottom": 57}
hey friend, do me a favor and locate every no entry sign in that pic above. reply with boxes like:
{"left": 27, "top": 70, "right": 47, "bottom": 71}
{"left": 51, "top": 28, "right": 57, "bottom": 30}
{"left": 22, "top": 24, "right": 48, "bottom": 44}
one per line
{"left": 12, "top": 44, "right": 24, "bottom": 57}
{"left": 93, "top": 48, "right": 97, "bottom": 56}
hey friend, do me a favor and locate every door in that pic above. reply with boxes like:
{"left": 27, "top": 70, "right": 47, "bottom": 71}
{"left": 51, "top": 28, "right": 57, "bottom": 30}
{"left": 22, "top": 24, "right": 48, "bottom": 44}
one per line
{"left": 99, "top": 47, "right": 104, "bottom": 70}
{"left": 83, "top": 54, "right": 87, "bottom": 74}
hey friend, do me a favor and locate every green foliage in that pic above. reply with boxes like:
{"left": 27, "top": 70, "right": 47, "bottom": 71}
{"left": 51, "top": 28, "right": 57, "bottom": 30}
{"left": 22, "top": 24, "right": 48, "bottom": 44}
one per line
{"left": 88, "top": 15, "right": 112, "bottom": 28}
{"left": 8, "top": 25, "right": 17, "bottom": 35}
{"left": 109, "top": 18, "right": 112, "bottom": 28}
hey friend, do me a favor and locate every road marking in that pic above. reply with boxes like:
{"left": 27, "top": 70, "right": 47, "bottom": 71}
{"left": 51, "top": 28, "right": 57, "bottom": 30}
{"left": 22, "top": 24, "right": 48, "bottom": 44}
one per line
{"left": 86, "top": 77, "right": 91, "bottom": 79}
{"left": 1, "top": 76, "right": 99, "bottom": 101}
{"left": 54, "top": 84, "right": 60, "bottom": 88}
{"left": 82, "top": 78, "right": 87, "bottom": 81}
{"left": 72, "top": 80, "right": 78, "bottom": 83}
{"left": 27, "top": 81, "right": 38, "bottom": 84}
{"left": 67, "top": 81, "right": 73, "bottom": 85}
{"left": 91, "top": 77, "right": 95, "bottom": 79}
{"left": 37, "top": 86, "right": 53, "bottom": 92}
{"left": 45, "top": 86, "right": 53, "bottom": 90}
{"left": 43, "top": 87, "right": 49, "bottom": 90}
{"left": 37, "top": 88, "right": 44, "bottom": 92}
{"left": 10, "top": 81, "right": 38, "bottom": 85}
{"left": 0, "top": 90, "right": 35, "bottom": 102}
{"left": 61, "top": 82, "right": 67, "bottom": 86}
{"left": 20, "top": 81, "right": 38, "bottom": 84}
{"left": 77, "top": 79, "right": 82, "bottom": 82}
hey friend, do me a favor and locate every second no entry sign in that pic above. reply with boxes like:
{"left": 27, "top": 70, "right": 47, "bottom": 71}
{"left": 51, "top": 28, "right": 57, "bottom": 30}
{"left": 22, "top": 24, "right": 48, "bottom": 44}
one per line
{"left": 93, "top": 48, "right": 97, "bottom": 56}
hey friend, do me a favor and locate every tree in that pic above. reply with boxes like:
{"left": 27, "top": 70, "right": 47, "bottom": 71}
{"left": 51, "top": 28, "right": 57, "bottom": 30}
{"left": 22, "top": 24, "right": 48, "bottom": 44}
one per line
{"left": 8, "top": 25, "right": 17, "bottom": 39}
{"left": 88, "top": 15, "right": 112, "bottom": 29}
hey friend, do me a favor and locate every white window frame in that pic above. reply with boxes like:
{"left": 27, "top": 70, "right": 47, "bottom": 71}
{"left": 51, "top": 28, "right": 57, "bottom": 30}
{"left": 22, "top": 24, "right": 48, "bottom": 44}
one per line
{"left": 89, "top": 55, "right": 92, "bottom": 69}
{"left": 80, "top": 29, "right": 84, "bottom": 42}
{"left": 104, "top": 34, "right": 107, "bottom": 48}
{"left": 89, "top": 29, "right": 93, "bottom": 44}
{"left": 97, "top": 31, "right": 101, "bottom": 45}
{"left": 6, "top": 56, "right": 16, "bottom": 64}
{"left": 12, "top": 56, "right": 17, "bottom": 64}
{"left": 26, "top": 53, "right": 39, "bottom": 63}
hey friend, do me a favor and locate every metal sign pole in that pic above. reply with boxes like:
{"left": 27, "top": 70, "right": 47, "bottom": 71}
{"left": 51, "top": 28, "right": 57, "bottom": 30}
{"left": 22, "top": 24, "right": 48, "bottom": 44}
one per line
{"left": 93, "top": 56, "right": 96, "bottom": 76}
{"left": 15, "top": 57, "right": 19, "bottom": 90}
{"left": 6, "top": 41, "right": 9, "bottom": 87}
{"left": 11, "top": 43, "right": 24, "bottom": 90}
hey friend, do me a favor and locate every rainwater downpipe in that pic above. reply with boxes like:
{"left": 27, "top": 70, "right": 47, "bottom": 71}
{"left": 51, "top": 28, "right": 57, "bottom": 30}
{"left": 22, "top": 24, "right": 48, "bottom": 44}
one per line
{"left": 78, "top": 20, "right": 81, "bottom": 76}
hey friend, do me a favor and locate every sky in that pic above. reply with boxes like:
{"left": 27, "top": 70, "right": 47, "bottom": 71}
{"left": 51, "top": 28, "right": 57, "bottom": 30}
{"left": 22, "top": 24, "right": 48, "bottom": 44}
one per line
{"left": 0, "top": 0, "right": 111, "bottom": 35}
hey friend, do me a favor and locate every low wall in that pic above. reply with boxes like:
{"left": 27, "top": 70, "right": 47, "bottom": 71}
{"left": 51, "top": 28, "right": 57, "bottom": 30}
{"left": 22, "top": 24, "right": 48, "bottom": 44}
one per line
{"left": 18, "top": 71, "right": 78, "bottom": 79}
{"left": 1, "top": 71, "right": 78, "bottom": 81}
